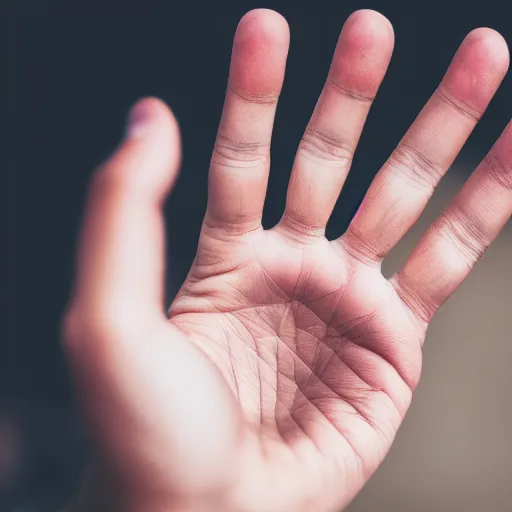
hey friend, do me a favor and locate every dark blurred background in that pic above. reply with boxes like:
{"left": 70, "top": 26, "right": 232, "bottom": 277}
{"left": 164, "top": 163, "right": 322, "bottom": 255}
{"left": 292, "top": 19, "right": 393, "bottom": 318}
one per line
{"left": 5, "top": 0, "right": 512, "bottom": 510}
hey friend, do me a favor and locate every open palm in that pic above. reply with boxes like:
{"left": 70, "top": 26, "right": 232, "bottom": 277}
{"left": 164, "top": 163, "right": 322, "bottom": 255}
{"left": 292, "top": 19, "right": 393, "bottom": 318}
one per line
{"left": 64, "top": 9, "right": 512, "bottom": 512}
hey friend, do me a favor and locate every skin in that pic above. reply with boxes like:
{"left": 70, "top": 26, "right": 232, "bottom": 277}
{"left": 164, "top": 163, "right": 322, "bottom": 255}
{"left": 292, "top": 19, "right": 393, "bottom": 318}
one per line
{"left": 62, "top": 9, "right": 512, "bottom": 512}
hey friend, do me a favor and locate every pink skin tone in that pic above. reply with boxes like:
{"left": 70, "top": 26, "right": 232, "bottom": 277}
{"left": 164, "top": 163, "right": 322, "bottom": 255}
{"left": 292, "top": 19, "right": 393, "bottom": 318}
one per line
{"left": 63, "top": 9, "right": 511, "bottom": 512}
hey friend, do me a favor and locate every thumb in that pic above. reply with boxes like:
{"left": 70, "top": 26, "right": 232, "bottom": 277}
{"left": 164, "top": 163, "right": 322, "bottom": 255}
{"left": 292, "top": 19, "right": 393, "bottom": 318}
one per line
{"left": 63, "top": 98, "right": 243, "bottom": 502}
{"left": 70, "top": 97, "right": 181, "bottom": 320}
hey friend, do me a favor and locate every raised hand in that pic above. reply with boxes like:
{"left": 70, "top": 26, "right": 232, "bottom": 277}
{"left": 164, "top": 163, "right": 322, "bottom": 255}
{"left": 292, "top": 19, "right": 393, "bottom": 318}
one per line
{"left": 63, "top": 9, "right": 512, "bottom": 512}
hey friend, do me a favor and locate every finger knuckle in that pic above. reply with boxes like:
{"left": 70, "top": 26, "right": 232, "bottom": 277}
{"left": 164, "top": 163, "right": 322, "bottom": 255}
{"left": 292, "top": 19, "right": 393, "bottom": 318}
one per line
{"left": 212, "top": 134, "right": 269, "bottom": 169}
{"left": 300, "top": 126, "right": 354, "bottom": 167}
{"left": 61, "top": 301, "right": 135, "bottom": 359}
{"left": 279, "top": 209, "right": 325, "bottom": 242}
{"left": 437, "top": 86, "right": 481, "bottom": 122}
{"left": 327, "top": 79, "right": 375, "bottom": 104}
{"left": 391, "top": 274, "right": 437, "bottom": 326}
{"left": 436, "top": 207, "right": 488, "bottom": 267}
{"left": 340, "top": 226, "right": 382, "bottom": 266}
{"left": 91, "top": 159, "right": 130, "bottom": 193}
{"left": 484, "top": 153, "right": 512, "bottom": 191}
{"left": 387, "top": 142, "right": 444, "bottom": 192}
{"left": 227, "top": 85, "right": 279, "bottom": 106}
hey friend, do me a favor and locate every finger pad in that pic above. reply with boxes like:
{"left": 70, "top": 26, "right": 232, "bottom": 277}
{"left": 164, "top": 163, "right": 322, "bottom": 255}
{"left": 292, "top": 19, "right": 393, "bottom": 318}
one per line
{"left": 229, "top": 9, "right": 290, "bottom": 97}
{"left": 444, "top": 28, "right": 509, "bottom": 111}
{"left": 331, "top": 10, "right": 394, "bottom": 95}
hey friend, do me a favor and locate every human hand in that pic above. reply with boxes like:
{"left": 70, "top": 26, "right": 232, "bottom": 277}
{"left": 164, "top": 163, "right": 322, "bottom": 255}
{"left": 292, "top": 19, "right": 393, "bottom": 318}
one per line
{"left": 62, "top": 9, "right": 512, "bottom": 512}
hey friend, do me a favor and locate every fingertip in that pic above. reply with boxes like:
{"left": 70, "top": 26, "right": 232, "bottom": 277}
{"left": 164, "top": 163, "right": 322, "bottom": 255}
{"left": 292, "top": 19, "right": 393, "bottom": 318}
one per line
{"left": 463, "top": 27, "right": 510, "bottom": 73}
{"left": 230, "top": 9, "right": 290, "bottom": 98}
{"left": 127, "top": 97, "right": 180, "bottom": 141}
{"left": 104, "top": 96, "right": 182, "bottom": 197}
{"left": 444, "top": 28, "right": 509, "bottom": 113}
{"left": 330, "top": 9, "right": 394, "bottom": 97}
{"left": 344, "top": 9, "right": 394, "bottom": 43}
{"left": 236, "top": 8, "right": 290, "bottom": 47}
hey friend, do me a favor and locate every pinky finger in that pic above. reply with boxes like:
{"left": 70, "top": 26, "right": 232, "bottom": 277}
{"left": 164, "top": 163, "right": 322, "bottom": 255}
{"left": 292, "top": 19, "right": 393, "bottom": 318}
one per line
{"left": 391, "top": 120, "right": 512, "bottom": 322}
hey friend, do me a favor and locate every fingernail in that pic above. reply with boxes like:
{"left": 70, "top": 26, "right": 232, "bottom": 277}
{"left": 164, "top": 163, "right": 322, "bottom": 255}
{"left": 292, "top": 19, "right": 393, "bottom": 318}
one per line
{"left": 126, "top": 101, "right": 153, "bottom": 139}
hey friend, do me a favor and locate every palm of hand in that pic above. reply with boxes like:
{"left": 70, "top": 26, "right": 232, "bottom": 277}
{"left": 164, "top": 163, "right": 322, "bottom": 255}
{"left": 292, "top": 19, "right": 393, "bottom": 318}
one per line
{"left": 171, "top": 227, "right": 422, "bottom": 509}
{"left": 64, "top": 8, "right": 512, "bottom": 512}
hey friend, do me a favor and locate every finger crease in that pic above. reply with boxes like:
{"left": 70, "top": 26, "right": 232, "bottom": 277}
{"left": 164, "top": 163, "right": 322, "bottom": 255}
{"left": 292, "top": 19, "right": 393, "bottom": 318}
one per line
{"left": 484, "top": 153, "right": 512, "bottom": 191}
{"left": 300, "top": 126, "right": 355, "bottom": 167}
{"left": 327, "top": 79, "right": 375, "bottom": 104}
{"left": 340, "top": 227, "right": 382, "bottom": 266}
{"left": 391, "top": 274, "right": 436, "bottom": 324}
{"left": 388, "top": 141, "right": 445, "bottom": 192}
{"left": 436, "top": 86, "right": 481, "bottom": 122}
{"left": 436, "top": 207, "right": 489, "bottom": 267}
{"left": 212, "top": 134, "right": 270, "bottom": 168}
{"left": 227, "top": 85, "right": 279, "bottom": 106}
